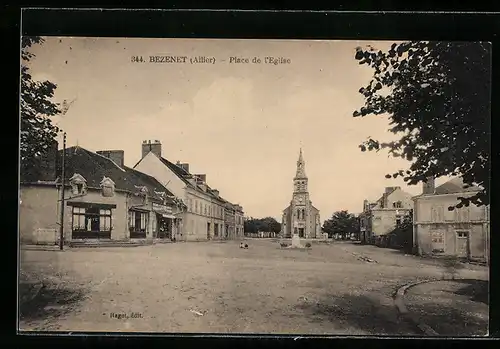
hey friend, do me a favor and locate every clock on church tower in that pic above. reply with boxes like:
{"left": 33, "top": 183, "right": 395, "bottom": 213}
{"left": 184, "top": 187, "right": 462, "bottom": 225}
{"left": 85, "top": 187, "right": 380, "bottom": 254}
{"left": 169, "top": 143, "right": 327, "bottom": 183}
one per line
{"left": 294, "top": 195, "right": 304, "bottom": 205}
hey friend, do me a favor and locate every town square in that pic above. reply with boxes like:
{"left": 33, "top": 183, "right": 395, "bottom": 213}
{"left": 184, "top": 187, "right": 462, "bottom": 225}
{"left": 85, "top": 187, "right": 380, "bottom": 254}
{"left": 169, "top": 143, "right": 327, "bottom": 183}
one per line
{"left": 19, "top": 34, "right": 490, "bottom": 337}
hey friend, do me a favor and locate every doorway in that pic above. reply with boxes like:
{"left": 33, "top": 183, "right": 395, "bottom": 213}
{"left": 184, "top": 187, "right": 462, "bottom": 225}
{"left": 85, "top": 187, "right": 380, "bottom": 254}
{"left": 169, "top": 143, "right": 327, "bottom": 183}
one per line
{"left": 207, "top": 222, "right": 211, "bottom": 240}
{"left": 157, "top": 216, "right": 172, "bottom": 239}
{"left": 456, "top": 231, "right": 470, "bottom": 259}
{"left": 299, "top": 228, "right": 304, "bottom": 238}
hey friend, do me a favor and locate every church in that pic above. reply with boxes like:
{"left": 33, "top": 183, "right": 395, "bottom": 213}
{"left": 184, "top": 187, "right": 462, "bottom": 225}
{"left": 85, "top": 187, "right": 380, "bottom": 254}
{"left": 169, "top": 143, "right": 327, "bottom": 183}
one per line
{"left": 281, "top": 149, "right": 321, "bottom": 238}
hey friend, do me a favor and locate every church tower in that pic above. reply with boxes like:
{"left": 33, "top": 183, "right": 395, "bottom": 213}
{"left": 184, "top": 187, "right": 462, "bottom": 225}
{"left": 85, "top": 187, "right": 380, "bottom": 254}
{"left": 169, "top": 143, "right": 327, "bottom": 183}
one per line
{"left": 282, "top": 148, "right": 321, "bottom": 238}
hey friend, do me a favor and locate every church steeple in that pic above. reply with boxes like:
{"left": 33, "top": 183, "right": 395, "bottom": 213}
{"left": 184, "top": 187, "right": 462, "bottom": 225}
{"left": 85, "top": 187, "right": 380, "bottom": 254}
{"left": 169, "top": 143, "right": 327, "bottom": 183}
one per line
{"left": 295, "top": 148, "right": 307, "bottom": 179}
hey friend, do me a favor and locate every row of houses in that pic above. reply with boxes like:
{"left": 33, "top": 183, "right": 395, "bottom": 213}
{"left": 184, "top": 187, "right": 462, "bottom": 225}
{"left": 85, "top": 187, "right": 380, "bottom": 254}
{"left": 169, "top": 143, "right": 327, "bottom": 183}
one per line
{"left": 359, "top": 177, "right": 490, "bottom": 264}
{"left": 19, "top": 139, "right": 245, "bottom": 245}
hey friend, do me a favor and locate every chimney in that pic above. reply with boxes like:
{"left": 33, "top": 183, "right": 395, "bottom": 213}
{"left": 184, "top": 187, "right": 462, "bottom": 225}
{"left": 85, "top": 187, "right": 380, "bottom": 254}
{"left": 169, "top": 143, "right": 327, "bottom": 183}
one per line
{"left": 179, "top": 163, "right": 190, "bottom": 173}
{"left": 97, "top": 150, "right": 125, "bottom": 168}
{"left": 141, "top": 139, "right": 162, "bottom": 159}
{"left": 381, "top": 193, "right": 388, "bottom": 208}
{"left": 194, "top": 174, "right": 206, "bottom": 183}
{"left": 363, "top": 199, "right": 369, "bottom": 212}
{"left": 423, "top": 176, "right": 436, "bottom": 195}
{"left": 212, "top": 189, "right": 219, "bottom": 197}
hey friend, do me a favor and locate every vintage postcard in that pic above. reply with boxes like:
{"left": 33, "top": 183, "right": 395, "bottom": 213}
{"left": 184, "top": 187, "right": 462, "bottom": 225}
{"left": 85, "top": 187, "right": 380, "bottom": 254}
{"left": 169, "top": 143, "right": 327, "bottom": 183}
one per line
{"left": 19, "top": 36, "right": 490, "bottom": 336}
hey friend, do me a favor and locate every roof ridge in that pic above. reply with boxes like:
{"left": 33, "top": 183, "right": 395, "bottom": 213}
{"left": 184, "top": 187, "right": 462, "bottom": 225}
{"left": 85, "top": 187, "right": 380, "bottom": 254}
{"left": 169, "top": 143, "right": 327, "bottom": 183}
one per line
{"left": 124, "top": 166, "right": 175, "bottom": 195}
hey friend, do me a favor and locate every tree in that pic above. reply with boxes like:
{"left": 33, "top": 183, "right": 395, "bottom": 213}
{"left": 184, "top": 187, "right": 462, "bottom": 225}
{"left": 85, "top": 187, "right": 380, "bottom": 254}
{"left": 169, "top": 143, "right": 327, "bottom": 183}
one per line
{"left": 261, "top": 217, "right": 282, "bottom": 234}
{"left": 354, "top": 41, "right": 490, "bottom": 209}
{"left": 322, "top": 211, "right": 360, "bottom": 239}
{"left": 21, "top": 36, "right": 61, "bottom": 170}
{"left": 244, "top": 219, "right": 258, "bottom": 235}
{"left": 387, "top": 210, "right": 413, "bottom": 252}
{"left": 244, "top": 217, "right": 282, "bottom": 235}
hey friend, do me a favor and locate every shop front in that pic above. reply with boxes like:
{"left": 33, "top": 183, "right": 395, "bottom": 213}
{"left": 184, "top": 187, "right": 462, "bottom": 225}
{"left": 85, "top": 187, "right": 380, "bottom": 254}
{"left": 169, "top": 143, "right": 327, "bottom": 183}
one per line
{"left": 153, "top": 202, "right": 176, "bottom": 240}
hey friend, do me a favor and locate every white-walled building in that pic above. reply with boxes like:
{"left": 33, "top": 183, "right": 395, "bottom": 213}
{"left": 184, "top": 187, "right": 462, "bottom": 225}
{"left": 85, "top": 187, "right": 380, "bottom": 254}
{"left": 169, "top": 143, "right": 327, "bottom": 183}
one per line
{"left": 134, "top": 140, "right": 243, "bottom": 241}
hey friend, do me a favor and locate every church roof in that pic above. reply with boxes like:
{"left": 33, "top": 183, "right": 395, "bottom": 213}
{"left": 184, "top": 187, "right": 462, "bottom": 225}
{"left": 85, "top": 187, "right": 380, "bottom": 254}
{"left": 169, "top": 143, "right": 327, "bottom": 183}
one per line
{"left": 295, "top": 148, "right": 307, "bottom": 179}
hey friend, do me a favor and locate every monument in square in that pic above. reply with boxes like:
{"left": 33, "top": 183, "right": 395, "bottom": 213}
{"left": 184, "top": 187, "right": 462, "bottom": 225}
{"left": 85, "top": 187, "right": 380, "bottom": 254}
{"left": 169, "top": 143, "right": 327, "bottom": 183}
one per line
{"left": 281, "top": 148, "right": 321, "bottom": 244}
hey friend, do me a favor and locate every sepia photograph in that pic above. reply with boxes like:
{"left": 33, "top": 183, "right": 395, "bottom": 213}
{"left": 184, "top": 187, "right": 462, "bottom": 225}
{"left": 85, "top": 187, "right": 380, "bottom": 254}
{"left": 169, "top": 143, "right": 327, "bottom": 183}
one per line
{"left": 18, "top": 35, "right": 490, "bottom": 336}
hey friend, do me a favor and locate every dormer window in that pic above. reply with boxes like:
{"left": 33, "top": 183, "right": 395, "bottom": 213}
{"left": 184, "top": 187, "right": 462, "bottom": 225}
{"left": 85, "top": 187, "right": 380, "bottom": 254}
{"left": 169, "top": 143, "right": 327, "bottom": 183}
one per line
{"left": 100, "top": 176, "right": 116, "bottom": 197}
{"left": 69, "top": 173, "right": 88, "bottom": 196}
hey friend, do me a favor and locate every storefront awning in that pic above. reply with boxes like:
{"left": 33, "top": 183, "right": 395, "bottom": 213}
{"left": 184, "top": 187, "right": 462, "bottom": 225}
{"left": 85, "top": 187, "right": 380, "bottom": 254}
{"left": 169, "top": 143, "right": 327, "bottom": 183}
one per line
{"left": 161, "top": 214, "right": 176, "bottom": 219}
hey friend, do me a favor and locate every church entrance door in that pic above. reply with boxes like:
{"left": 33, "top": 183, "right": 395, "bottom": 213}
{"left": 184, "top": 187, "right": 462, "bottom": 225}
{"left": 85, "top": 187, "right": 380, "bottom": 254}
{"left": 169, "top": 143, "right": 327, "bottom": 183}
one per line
{"left": 299, "top": 228, "right": 304, "bottom": 238}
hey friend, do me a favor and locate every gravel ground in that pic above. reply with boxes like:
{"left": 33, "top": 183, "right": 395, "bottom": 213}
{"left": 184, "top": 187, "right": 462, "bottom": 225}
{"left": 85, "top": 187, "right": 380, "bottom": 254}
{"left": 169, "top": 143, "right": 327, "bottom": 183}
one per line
{"left": 404, "top": 279, "right": 489, "bottom": 337}
{"left": 19, "top": 240, "right": 489, "bottom": 335}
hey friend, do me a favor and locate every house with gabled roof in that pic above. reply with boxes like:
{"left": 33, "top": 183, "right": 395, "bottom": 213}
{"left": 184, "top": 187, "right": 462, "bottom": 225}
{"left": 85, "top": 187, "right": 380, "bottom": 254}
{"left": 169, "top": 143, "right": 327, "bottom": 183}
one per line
{"left": 19, "top": 144, "right": 183, "bottom": 245}
{"left": 359, "top": 186, "right": 414, "bottom": 245}
{"left": 412, "top": 177, "right": 489, "bottom": 263}
{"left": 134, "top": 140, "right": 240, "bottom": 241}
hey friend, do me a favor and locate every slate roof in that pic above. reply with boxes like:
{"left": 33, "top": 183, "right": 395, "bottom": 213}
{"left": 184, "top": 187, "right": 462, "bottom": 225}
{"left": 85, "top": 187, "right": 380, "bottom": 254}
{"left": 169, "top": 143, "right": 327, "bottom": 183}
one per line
{"left": 434, "top": 177, "right": 482, "bottom": 195}
{"left": 57, "top": 146, "right": 175, "bottom": 203}
{"left": 155, "top": 155, "right": 225, "bottom": 202}
{"left": 157, "top": 156, "right": 194, "bottom": 188}
{"left": 374, "top": 187, "right": 399, "bottom": 207}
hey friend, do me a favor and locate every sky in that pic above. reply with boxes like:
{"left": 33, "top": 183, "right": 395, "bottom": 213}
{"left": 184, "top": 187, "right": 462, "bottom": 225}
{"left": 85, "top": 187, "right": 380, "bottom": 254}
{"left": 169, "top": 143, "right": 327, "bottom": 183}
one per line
{"left": 26, "top": 37, "right": 450, "bottom": 221}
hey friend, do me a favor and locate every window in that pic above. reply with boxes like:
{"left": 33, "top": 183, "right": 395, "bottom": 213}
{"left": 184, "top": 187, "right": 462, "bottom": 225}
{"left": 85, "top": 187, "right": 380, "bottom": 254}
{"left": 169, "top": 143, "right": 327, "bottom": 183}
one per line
{"left": 99, "top": 209, "right": 112, "bottom": 231}
{"left": 454, "top": 207, "right": 470, "bottom": 222}
{"left": 72, "top": 207, "right": 86, "bottom": 230}
{"left": 71, "top": 205, "right": 112, "bottom": 239}
{"left": 430, "top": 231, "right": 445, "bottom": 253}
{"left": 431, "top": 205, "right": 444, "bottom": 222}
{"left": 393, "top": 201, "right": 402, "bottom": 208}
{"left": 129, "top": 210, "right": 148, "bottom": 238}
{"left": 189, "top": 199, "right": 193, "bottom": 212}
{"left": 456, "top": 231, "right": 469, "bottom": 238}
{"left": 195, "top": 200, "right": 198, "bottom": 213}
{"left": 204, "top": 204, "right": 207, "bottom": 216}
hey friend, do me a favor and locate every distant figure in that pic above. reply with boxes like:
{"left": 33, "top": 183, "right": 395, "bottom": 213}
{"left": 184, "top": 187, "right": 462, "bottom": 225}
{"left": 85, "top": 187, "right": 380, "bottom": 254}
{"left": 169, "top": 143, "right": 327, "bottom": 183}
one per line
{"left": 244, "top": 243, "right": 248, "bottom": 249}
{"left": 240, "top": 242, "right": 245, "bottom": 249}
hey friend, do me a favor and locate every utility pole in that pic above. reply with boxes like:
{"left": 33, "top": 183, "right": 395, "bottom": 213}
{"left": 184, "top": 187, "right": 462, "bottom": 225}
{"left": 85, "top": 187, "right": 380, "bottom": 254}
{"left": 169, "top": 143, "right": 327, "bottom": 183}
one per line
{"left": 59, "top": 132, "right": 66, "bottom": 251}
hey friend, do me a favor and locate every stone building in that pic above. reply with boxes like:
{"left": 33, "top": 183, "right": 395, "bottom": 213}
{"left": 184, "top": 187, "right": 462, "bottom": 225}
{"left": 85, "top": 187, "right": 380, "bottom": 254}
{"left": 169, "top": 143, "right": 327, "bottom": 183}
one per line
{"left": 234, "top": 204, "right": 244, "bottom": 238}
{"left": 412, "top": 177, "right": 489, "bottom": 263}
{"left": 134, "top": 140, "right": 242, "bottom": 241}
{"left": 223, "top": 201, "right": 236, "bottom": 239}
{"left": 281, "top": 149, "right": 321, "bottom": 238}
{"left": 359, "top": 186, "right": 414, "bottom": 245}
{"left": 20, "top": 145, "right": 181, "bottom": 245}
{"left": 221, "top": 202, "right": 244, "bottom": 239}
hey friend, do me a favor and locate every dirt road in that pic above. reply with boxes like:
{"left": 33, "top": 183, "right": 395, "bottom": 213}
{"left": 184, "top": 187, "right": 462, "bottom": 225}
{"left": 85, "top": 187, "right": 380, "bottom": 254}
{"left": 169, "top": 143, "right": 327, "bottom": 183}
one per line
{"left": 19, "top": 240, "right": 488, "bottom": 335}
